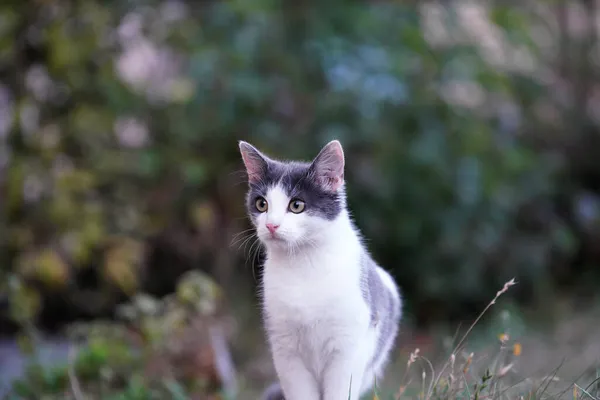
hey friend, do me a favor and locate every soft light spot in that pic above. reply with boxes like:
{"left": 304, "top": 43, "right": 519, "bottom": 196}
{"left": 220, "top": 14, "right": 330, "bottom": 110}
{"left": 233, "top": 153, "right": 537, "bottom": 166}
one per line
{"left": 498, "top": 333, "right": 509, "bottom": 343}
{"left": 513, "top": 342, "right": 522, "bottom": 356}
{"left": 114, "top": 116, "right": 149, "bottom": 148}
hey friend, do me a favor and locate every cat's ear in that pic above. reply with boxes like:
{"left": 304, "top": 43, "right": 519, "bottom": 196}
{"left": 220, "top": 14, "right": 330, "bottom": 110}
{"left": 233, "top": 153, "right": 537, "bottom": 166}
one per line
{"left": 239, "top": 141, "right": 270, "bottom": 184}
{"left": 311, "top": 140, "right": 345, "bottom": 192}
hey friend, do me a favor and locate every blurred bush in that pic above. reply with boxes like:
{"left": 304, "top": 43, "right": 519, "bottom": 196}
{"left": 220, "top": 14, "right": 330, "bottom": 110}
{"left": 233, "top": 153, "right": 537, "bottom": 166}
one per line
{"left": 5, "top": 270, "right": 237, "bottom": 399}
{"left": 1, "top": 0, "right": 600, "bottom": 331}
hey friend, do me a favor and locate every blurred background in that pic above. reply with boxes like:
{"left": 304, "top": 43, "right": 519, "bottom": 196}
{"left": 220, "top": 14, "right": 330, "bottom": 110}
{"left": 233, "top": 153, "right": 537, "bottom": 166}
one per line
{"left": 2, "top": 0, "right": 600, "bottom": 399}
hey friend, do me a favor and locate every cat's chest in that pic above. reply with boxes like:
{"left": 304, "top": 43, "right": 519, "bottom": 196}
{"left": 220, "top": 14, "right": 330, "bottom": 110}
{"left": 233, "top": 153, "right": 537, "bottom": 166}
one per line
{"left": 262, "top": 252, "right": 366, "bottom": 324}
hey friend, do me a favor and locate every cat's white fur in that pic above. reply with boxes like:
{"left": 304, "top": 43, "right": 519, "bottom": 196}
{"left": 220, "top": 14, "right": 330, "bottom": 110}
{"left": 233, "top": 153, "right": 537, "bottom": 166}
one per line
{"left": 258, "top": 183, "right": 399, "bottom": 400}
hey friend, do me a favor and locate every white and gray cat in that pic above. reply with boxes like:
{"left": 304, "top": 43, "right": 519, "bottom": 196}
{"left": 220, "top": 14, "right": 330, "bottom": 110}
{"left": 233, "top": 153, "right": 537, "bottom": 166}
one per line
{"left": 239, "top": 140, "right": 402, "bottom": 400}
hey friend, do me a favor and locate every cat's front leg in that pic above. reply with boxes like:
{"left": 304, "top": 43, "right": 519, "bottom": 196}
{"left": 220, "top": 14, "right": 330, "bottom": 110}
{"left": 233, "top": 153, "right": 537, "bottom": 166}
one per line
{"left": 322, "top": 351, "right": 367, "bottom": 400}
{"left": 272, "top": 351, "right": 320, "bottom": 400}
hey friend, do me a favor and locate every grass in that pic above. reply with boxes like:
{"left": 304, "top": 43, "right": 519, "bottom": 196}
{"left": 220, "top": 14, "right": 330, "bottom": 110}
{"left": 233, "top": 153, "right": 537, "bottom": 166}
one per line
{"left": 375, "top": 341, "right": 599, "bottom": 400}
{"left": 230, "top": 274, "right": 600, "bottom": 400}
{"left": 364, "top": 278, "right": 600, "bottom": 400}
{"left": 5, "top": 277, "right": 600, "bottom": 400}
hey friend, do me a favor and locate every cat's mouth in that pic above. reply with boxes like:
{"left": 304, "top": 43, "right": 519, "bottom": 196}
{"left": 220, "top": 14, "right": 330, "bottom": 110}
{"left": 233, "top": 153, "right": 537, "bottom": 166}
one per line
{"left": 266, "top": 234, "right": 285, "bottom": 242}
{"left": 263, "top": 231, "right": 287, "bottom": 243}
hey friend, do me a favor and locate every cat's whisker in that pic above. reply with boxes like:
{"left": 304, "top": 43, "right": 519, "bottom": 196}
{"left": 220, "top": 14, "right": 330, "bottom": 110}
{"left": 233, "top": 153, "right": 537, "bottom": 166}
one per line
{"left": 233, "top": 234, "right": 253, "bottom": 252}
{"left": 242, "top": 239, "right": 257, "bottom": 278}
{"left": 231, "top": 227, "right": 255, "bottom": 238}
{"left": 301, "top": 237, "right": 318, "bottom": 254}
{"left": 247, "top": 237, "right": 258, "bottom": 258}
{"left": 249, "top": 238, "right": 263, "bottom": 283}
{"left": 243, "top": 233, "right": 260, "bottom": 254}
{"left": 231, "top": 229, "right": 257, "bottom": 248}
{"left": 230, "top": 231, "right": 254, "bottom": 246}
{"left": 251, "top": 237, "right": 262, "bottom": 258}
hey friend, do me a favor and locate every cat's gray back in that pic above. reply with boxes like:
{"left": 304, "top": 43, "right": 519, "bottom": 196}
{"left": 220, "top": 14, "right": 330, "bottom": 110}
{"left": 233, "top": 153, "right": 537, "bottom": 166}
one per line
{"left": 360, "top": 251, "right": 402, "bottom": 371}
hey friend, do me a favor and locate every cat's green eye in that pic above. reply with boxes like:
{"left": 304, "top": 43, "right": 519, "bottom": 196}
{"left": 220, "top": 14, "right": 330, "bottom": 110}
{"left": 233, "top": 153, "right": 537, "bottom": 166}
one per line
{"left": 255, "top": 197, "right": 268, "bottom": 212}
{"left": 288, "top": 199, "right": 306, "bottom": 214}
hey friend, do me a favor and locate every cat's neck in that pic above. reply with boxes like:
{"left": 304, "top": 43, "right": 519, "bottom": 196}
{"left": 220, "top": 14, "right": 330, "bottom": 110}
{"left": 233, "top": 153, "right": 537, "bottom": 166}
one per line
{"left": 265, "top": 209, "right": 361, "bottom": 262}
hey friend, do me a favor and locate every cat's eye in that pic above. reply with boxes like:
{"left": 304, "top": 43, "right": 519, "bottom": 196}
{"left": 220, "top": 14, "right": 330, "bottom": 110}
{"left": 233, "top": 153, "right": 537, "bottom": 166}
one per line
{"left": 255, "top": 197, "right": 268, "bottom": 212}
{"left": 288, "top": 199, "right": 306, "bottom": 214}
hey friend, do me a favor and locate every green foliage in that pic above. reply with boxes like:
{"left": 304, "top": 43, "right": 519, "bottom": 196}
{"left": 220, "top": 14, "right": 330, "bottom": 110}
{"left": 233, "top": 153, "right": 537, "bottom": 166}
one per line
{"left": 0, "top": 0, "right": 595, "bottom": 331}
{"left": 4, "top": 271, "right": 231, "bottom": 399}
{"left": 4, "top": 4, "right": 600, "bottom": 399}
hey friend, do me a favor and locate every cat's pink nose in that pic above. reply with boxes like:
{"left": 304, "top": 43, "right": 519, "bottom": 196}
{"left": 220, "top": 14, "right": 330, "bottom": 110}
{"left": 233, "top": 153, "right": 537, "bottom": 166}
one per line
{"left": 266, "top": 223, "right": 279, "bottom": 234}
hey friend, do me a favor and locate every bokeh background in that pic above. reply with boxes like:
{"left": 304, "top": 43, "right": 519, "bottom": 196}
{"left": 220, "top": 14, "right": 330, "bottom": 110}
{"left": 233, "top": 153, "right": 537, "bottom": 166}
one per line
{"left": 2, "top": 1, "right": 600, "bottom": 399}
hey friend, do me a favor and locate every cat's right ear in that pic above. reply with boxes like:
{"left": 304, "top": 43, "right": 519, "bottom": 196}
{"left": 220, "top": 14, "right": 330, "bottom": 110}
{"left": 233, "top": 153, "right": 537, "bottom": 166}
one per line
{"left": 310, "top": 140, "right": 345, "bottom": 192}
{"left": 239, "top": 141, "right": 269, "bottom": 184}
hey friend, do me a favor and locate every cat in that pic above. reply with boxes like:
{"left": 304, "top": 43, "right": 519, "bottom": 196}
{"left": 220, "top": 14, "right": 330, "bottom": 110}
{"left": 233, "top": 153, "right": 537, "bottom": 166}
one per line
{"left": 238, "top": 139, "right": 402, "bottom": 400}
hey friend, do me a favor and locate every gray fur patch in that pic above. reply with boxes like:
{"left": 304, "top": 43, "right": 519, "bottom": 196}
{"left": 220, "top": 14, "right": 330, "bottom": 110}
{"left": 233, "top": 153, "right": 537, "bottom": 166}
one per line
{"left": 360, "top": 252, "right": 401, "bottom": 371}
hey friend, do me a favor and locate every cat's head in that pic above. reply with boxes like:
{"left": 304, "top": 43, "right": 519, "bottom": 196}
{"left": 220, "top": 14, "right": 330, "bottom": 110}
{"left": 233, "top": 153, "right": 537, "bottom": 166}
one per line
{"left": 238, "top": 140, "right": 346, "bottom": 250}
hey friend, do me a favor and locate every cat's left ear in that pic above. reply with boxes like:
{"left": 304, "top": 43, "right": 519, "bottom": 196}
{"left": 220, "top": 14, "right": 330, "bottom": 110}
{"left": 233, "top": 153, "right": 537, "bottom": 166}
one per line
{"left": 239, "top": 141, "right": 270, "bottom": 184}
{"left": 311, "top": 140, "right": 345, "bottom": 192}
